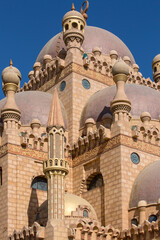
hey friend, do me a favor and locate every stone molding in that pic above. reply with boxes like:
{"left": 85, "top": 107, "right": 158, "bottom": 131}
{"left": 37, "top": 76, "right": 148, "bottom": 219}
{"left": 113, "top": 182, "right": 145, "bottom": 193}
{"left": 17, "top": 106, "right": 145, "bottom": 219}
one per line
{"left": 72, "top": 134, "right": 160, "bottom": 167}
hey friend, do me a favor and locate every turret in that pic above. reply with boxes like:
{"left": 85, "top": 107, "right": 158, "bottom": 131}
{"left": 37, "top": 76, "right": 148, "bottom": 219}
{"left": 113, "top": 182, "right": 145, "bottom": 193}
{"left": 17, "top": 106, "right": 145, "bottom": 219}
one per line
{"left": 43, "top": 89, "right": 69, "bottom": 240}
{"left": 152, "top": 54, "right": 160, "bottom": 83}
{"left": 110, "top": 59, "right": 131, "bottom": 123}
{"left": 1, "top": 60, "right": 21, "bottom": 144}
{"left": 62, "top": 3, "right": 85, "bottom": 52}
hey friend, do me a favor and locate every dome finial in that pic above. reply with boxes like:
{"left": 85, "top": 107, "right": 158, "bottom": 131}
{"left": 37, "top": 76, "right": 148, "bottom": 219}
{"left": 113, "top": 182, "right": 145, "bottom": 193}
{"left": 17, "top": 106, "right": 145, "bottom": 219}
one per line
{"left": 81, "top": 0, "right": 89, "bottom": 23}
{"left": 71, "top": 3, "right": 75, "bottom": 11}
{"left": 10, "top": 59, "right": 13, "bottom": 66}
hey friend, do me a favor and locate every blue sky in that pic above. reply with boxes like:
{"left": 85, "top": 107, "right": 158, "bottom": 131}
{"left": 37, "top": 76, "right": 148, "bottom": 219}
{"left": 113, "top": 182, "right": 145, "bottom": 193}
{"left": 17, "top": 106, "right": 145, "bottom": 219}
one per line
{"left": 0, "top": 0, "right": 160, "bottom": 100}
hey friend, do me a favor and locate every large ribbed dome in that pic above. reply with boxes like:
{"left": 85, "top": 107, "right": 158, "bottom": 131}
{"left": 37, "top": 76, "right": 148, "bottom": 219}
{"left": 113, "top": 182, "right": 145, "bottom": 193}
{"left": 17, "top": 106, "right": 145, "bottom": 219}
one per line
{"left": 130, "top": 161, "right": 160, "bottom": 208}
{"left": 0, "top": 91, "right": 67, "bottom": 128}
{"left": 80, "top": 84, "right": 160, "bottom": 127}
{"left": 36, "top": 26, "right": 135, "bottom": 63}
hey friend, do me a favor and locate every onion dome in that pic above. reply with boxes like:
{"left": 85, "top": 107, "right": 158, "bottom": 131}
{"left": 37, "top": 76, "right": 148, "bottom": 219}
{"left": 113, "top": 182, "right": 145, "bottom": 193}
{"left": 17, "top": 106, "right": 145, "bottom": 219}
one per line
{"left": 80, "top": 84, "right": 160, "bottom": 127}
{"left": 130, "top": 161, "right": 160, "bottom": 208}
{"left": 2, "top": 60, "right": 21, "bottom": 85}
{"left": 112, "top": 59, "right": 129, "bottom": 76}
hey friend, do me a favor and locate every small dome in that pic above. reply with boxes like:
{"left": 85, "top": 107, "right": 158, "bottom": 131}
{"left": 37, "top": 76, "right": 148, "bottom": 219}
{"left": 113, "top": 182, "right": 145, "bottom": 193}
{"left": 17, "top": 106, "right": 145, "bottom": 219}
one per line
{"left": 129, "top": 161, "right": 160, "bottom": 208}
{"left": 62, "top": 10, "right": 85, "bottom": 24}
{"left": 112, "top": 59, "right": 129, "bottom": 76}
{"left": 140, "top": 112, "right": 151, "bottom": 122}
{"left": 152, "top": 54, "right": 160, "bottom": 66}
{"left": 0, "top": 91, "right": 67, "bottom": 128}
{"left": 37, "top": 193, "right": 97, "bottom": 226}
{"left": 65, "top": 193, "right": 97, "bottom": 217}
{"left": 2, "top": 62, "right": 21, "bottom": 85}
{"left": 80, "top": 84, "right": 160, "bottom": 127}
{"left": 36, "top": 26, "right": 135, "bottom": 64}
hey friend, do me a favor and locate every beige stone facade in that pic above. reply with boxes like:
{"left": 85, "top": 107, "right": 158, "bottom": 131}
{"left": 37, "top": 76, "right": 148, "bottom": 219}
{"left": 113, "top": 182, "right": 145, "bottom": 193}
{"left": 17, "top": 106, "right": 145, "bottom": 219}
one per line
{"left": 1, "top": 1, "right": 160, "bottom": 240}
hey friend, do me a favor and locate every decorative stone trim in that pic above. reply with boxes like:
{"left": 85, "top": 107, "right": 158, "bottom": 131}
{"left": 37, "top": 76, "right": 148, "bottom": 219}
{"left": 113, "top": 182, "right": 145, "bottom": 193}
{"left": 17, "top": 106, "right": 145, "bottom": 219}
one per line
{"left": 72, "top": 134, "right": 160, "bottom": 167}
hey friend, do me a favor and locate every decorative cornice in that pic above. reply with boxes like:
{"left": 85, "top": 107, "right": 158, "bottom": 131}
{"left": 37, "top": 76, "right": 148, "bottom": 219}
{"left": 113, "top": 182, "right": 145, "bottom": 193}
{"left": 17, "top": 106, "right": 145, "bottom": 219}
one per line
{"left": 8, "top": 144, "right": 47, "bottom": 161}
{"left": 36, "top": 63, "right": 113, "bottom": 92}
{"left": 72, "top": 134, "right": 160, "bottom": 167}
{"left": 0, "top": 143, "right": 72, "bottom": 167}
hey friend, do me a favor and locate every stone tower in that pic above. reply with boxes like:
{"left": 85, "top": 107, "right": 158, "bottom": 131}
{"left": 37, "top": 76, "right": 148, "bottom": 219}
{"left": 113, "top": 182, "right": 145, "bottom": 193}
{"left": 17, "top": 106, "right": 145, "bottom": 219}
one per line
{"left": 1, "top": 60, "right": 21, "bottom": 145}
{"left": 43, "top": 89, "right": 69, "bottom": 240}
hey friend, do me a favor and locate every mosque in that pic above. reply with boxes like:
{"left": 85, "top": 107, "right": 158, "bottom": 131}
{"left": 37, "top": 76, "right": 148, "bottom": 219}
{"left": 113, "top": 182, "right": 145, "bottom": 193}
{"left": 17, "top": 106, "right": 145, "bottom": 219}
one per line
{"left": 1, "top": 1, "right": 160, "bottom": 239}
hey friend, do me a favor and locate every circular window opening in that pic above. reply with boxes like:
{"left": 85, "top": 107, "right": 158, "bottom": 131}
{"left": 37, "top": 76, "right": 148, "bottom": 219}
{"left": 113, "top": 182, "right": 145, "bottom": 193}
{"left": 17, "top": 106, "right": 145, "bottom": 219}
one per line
{"left": 60, "top": 81, "right": 66, "bottom": 91}
{"left": 83, "top": 209, "right": 88, "bottom": 218}
{"left": 72, "top": 22, "right": 78, "bottom": 28}
{"left": 131, "top": 218, "right": 138, "bottom": 226}
{"left": 148, "top": 214, "right": 157, "bottom": 223}
{"left": 131, "top": 152, "right": 140, "bottom": 164}
{"left": 82, "top": 79, "right": 90, "bottom": 89}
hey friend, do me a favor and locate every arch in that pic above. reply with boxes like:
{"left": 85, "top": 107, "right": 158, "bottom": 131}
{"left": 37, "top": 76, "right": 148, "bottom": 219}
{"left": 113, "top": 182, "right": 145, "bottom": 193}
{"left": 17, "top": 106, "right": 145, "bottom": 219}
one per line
{"left": 87, "top": 173, "right": 104, "bottom": 191}
{"left": 31, "top": 176, "right": 47, "bottom": 191}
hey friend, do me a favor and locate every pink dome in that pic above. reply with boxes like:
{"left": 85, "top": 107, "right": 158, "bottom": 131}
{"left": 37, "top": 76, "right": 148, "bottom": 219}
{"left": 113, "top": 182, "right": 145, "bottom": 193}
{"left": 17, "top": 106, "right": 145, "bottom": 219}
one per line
{"left": 80, "top": 84, "right": 160, "bottom": 127}
{"left": 130, "top": 161, "right": 160, "bottom": 208}
{"left": 36, "top": 26, "right": 135, "bottom": 63}
{"left": 0, "top": 91, "right": 67, "bottom": 128}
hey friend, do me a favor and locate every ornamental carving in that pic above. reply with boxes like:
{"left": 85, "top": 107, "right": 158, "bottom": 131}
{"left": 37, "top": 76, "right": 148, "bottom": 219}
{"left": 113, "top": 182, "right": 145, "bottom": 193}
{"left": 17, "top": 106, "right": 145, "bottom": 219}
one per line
{"left": 2, "top": 112, "right": 20, "bottom": 121}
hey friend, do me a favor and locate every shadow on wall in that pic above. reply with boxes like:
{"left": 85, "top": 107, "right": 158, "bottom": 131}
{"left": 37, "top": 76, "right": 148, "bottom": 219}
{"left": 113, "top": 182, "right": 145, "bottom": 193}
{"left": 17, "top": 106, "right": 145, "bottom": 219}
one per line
{"left": 27, "top": 188, "right": 39, "bottom": 227}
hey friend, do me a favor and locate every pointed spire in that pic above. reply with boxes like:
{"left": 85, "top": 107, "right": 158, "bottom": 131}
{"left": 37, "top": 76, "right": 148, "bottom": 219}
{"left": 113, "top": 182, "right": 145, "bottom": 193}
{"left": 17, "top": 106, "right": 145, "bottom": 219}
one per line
{"left": 10, "top": 59, "right": 13, "bottom": 66}
{"left": 71, "top": 3, "right": 75, "bottom": 11}
{"left": 47, "top": 88, "right": 65, "bottom": 128}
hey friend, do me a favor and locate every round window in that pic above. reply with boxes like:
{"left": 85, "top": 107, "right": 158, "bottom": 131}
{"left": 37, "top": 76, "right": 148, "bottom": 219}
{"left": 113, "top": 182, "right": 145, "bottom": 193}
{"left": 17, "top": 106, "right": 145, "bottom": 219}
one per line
{"left": 82, "top": 79, "right": 90, "bottom": 89}
{"left": 60, "top": 81, "right": 66, "bottom": 91}
{"left": 131, "top": 152, "right": 140, "bottom": 164}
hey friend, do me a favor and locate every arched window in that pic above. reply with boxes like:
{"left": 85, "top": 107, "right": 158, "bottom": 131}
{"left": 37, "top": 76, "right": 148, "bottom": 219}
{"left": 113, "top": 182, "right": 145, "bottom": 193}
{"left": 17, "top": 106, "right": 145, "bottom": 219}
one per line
{"left": 148, "top": 214, "right": 157, "bottom": 223}
{"left": 31, "top": 176, "right": 47, "bottom": 191}
{"left": 154, "top": 66, "right": 157, "bottom": 72}
{"left": 87, "top": 173, "right": 104, "bottom": 191}
{"left": 83, "top": 209, "right": 88, "bottom": 218}
{"left": 131, "top": 218, "right": 138, "bottom": 226}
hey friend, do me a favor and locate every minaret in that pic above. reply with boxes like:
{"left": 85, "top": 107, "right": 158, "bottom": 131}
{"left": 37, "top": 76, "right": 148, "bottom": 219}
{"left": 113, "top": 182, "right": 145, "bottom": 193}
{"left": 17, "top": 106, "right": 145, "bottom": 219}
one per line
{"left": 43, "top": 89, "right": 69, "bottom": 240}
{"left": 1, "top": 60, "right": 21, "bottom": 144}
{"left": 110, "top": 59, "right": 131, "bottom": 135}
{"left": 62, "top": 3, "right": 85, "bottom": 59}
